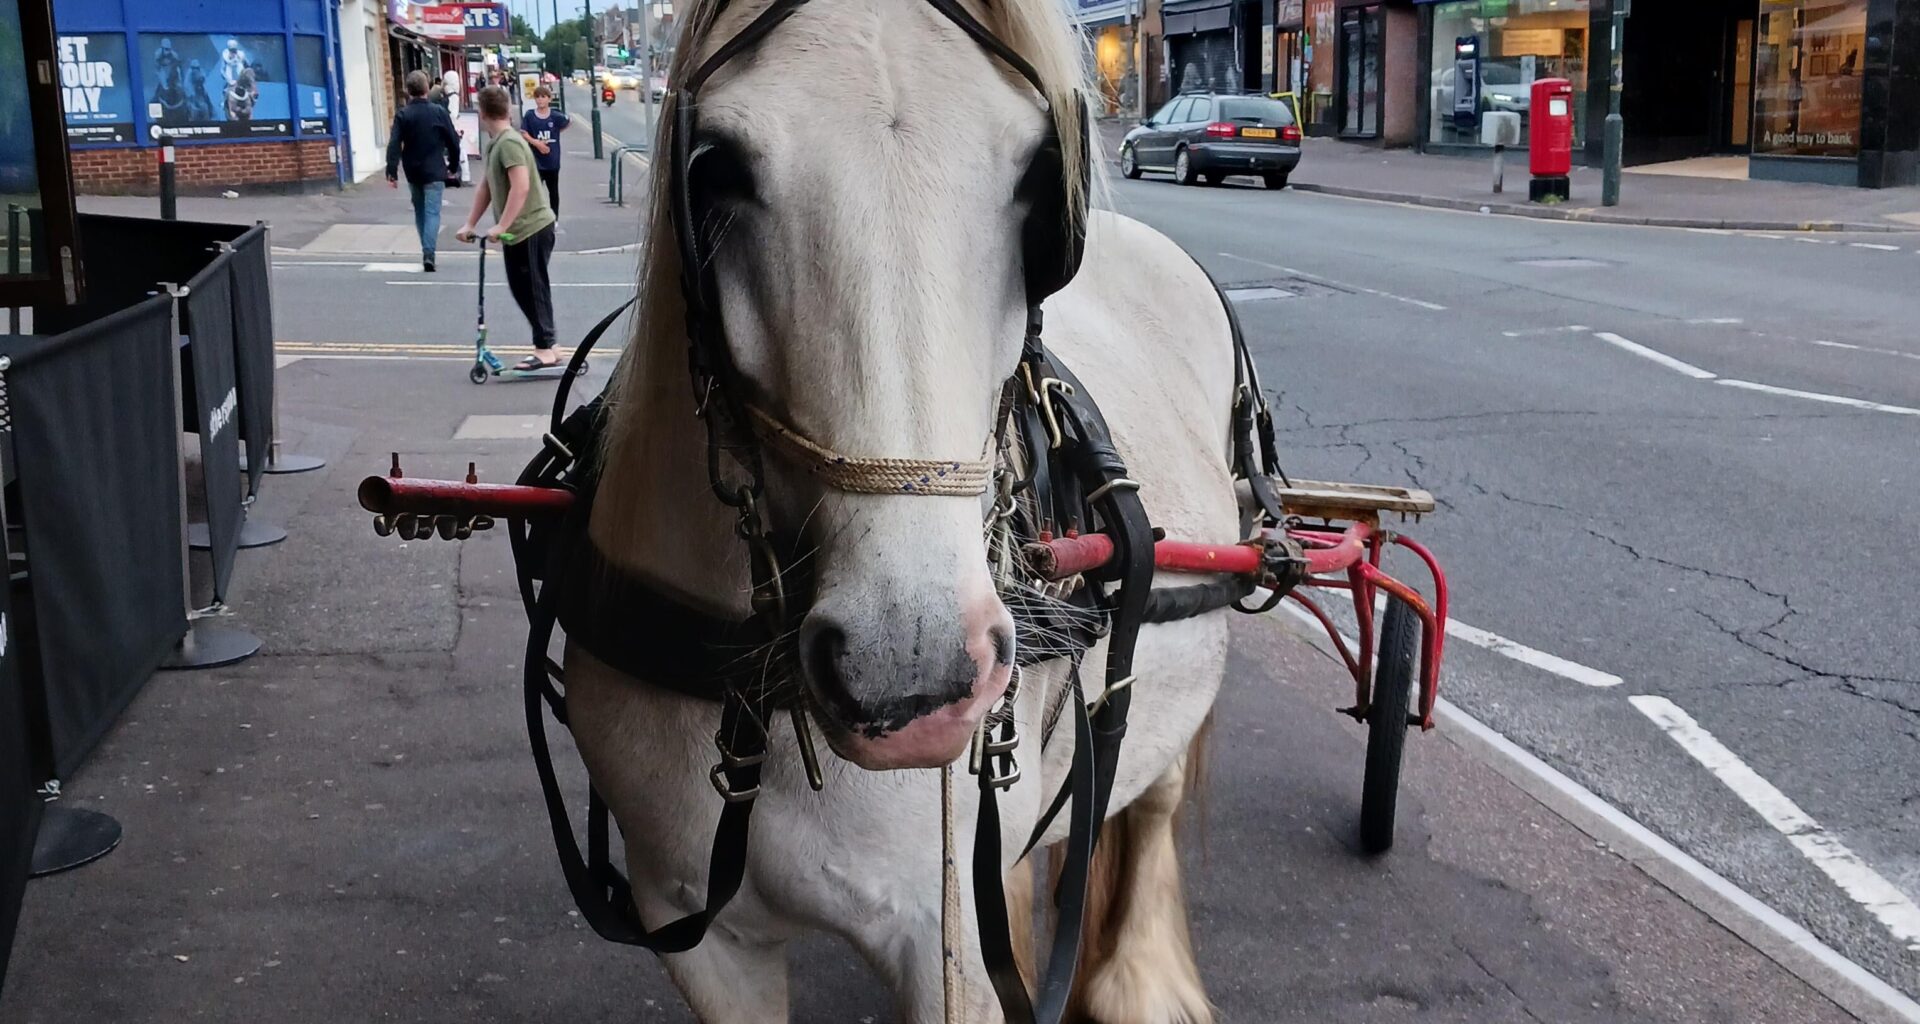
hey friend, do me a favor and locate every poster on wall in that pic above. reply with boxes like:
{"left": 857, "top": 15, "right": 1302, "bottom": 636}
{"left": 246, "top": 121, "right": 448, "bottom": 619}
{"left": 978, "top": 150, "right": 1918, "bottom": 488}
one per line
{"left": 58, "top": 33, "right": 136, "bottom": 144}
{"left": 292, "top": 35, "right": 330, "bottom": 134}
{"left": 138, "top": 33, "right": 292, "bottom": 140}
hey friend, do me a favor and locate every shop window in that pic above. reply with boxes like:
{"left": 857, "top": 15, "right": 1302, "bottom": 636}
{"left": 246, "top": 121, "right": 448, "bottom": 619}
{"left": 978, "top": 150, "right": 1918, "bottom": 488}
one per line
{"left": 1753, "top": 0, "right": 1865, "bottom": 158}
{"left": 1426, "top": 0, "right": 1589, "bottom": 146}
{"left": 1339, "top": 5, "right": 1381, "bottom": 137}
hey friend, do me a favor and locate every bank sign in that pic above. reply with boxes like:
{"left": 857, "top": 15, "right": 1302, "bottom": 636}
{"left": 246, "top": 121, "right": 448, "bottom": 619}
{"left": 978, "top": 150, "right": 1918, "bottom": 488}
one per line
{"left": 58, "top": 34, "right": 136, "bottom": 144}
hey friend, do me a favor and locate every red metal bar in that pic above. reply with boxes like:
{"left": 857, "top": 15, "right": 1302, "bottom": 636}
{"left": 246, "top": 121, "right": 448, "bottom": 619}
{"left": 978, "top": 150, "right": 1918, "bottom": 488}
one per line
{"left": 1025, "top": 534, "right": 1263, "bottom": 581}
{"left": 1286, "top": 591, "right": 1362, "bottom": 682}
{"left": 357, "top": 475, "right": 576, "bottom": 518}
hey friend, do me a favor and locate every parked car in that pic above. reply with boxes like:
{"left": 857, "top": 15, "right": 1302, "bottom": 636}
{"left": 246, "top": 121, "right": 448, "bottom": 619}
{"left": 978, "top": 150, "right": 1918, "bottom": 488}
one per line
{"left": 1119, "top": 91, "right": 1302, "bottom": 189}
{"left": 1431, "top": 60, "right": 1532, "bottom": 119}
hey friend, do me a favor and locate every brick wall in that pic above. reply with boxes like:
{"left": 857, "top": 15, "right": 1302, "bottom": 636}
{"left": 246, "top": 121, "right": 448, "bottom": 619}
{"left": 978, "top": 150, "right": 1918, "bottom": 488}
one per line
{"left": 71, "top": 139, "right": 338, "bottom": 195}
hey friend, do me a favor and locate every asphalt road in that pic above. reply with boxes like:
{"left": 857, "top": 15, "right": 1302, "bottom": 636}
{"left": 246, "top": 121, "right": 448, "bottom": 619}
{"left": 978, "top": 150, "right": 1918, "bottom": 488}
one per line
{"left": 187, "top": 135, "right": 1920, "bottom": 1009}
{"left": 1100, "top": 173, "right": 1920, "bottom": 996}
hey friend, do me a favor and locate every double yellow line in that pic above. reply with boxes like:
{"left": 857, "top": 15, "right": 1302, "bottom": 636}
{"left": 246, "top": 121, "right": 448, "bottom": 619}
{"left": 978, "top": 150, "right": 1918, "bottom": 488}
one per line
{"left": 276, "top": 341, "right": 620, "bottom": 359}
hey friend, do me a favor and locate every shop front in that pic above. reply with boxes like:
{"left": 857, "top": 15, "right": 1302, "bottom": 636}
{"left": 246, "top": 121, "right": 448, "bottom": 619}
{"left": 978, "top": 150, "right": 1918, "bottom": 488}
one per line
{"left": 1274, "top": 0, "right": 1305, "bottom": 95}
{"left": 1413, "top": 0, "right": 1920, "bottom": 188}
{"left": 53, "top": 0, "right": 347, "bottom": 192}
{"left": 1331, "top": 0, "right": 1417, "bottom": 144}
{"left": 1075, "top": 0, "right": 1141, "bottom": 117}
{"left": 1416, "top": 0, "right": 1591, "bottom": 151}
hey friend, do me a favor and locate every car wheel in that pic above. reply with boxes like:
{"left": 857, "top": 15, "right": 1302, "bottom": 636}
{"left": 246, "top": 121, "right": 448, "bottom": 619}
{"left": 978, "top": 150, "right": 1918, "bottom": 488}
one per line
{"left": 1120, "top": 144, "right": 1142, "bottom": 179}
{"left": 1263, "top": 172, "right": 1290, "bottom": 190}
{"left": 1173, "top": 148, "right": 1195, "bottom": 186}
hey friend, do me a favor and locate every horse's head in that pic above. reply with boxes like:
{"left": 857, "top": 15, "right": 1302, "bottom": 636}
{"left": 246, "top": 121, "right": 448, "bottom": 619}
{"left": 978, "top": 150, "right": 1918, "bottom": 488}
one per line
{"left": 663, "top": 0, "right": 1085, "bottom": 769}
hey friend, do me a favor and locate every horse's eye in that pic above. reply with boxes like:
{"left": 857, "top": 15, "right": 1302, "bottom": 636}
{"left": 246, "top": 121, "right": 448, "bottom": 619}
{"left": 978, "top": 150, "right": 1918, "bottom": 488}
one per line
{"left": 688, "top": 136, "right": 757, "bottom": 211}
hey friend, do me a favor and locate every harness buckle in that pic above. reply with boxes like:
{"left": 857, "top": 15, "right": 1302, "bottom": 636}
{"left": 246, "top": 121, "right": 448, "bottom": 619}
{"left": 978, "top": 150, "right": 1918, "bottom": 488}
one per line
{"left": 710, "top": 711, "right": 769, "bottom": 803}
{"left": 1089, "top": 674, "right": 1136, "bottom": 714}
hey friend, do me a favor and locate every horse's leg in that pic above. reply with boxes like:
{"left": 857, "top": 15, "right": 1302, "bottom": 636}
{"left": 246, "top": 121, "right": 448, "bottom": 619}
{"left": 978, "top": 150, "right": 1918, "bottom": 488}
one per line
{"left": 646, "top": 920, "right": 790, "bottom": 1024}
{"left": 1070, "top": 749, "right": 1212, "bottom": 1024}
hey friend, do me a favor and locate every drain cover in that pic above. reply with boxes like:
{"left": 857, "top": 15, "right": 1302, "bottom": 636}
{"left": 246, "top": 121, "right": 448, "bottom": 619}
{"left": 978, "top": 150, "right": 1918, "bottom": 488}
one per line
{"left": 1220, "top": 276, "right": 1348, "bottom": 302}
{"left": 1513, "top": 256, "right": 1613, "bottom": 268}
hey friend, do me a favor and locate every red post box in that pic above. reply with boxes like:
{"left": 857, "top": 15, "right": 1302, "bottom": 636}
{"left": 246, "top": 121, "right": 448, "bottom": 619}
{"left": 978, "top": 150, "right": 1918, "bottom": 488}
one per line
{"left": 1528, "top": 77, "right": 1573, "bottom": 202}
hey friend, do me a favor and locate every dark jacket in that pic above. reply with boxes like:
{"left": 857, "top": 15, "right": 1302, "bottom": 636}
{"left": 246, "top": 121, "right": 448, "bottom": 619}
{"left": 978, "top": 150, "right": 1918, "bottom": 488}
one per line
{"left": 385, "top": 97, "right": 462, "bottom": 185}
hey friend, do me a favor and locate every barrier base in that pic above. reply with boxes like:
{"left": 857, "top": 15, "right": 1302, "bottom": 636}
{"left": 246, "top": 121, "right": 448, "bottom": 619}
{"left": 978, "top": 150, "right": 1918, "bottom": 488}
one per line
{"left": 188, "top": 518, "right": 288, "bottom": 550}
{"left": 241, "top": 452, "right": 327, "bottom": 475}
{"left": 29, "top": 805, "right": 123, "bottom": 877}
{"left": 160, "top": 623, "right": 261, "bottom": 670}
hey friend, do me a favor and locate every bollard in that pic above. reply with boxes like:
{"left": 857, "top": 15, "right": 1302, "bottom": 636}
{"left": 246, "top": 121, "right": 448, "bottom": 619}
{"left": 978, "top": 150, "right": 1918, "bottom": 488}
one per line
{"left": 1492, "top": 144, "right": 1505, "bottom": 194}
{"left": 158, "top": 134, "right": 178, "bottom": 221}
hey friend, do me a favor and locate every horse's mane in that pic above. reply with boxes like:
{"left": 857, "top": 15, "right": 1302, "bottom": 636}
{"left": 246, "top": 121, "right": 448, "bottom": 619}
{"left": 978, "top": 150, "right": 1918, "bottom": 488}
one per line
{"left": 600, "top": 0, "right": 1091, "bottom": 447}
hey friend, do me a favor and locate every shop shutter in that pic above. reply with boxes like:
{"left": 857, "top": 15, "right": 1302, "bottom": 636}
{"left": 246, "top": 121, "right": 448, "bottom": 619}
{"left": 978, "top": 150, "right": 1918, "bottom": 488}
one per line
{"left": 1168, "top": 30, "right": 1237, "bottom": 95}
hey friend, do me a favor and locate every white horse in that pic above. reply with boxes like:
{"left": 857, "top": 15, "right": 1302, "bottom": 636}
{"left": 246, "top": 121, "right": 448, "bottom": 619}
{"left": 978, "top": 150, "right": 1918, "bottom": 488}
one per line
{"left": 564, "top": 0, "right": 1240, "bottom": 1018}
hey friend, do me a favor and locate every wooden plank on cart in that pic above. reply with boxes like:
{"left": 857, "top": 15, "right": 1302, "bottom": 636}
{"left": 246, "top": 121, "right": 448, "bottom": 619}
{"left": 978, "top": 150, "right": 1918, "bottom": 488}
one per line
{"left": 1278, "top": 479, "right": 1436, "bottom": 522}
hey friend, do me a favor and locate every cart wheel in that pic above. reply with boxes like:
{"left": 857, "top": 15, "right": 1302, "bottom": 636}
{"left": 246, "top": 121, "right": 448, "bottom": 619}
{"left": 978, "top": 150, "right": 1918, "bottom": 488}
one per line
{"left": 1360, "top": 596, "right": 1419, "bottom": 855}
{"left": 570, "top": 359, "right": 590, "bottom": 377}
{"left": 469, "top": 364, "right": 489, "bottom": 385}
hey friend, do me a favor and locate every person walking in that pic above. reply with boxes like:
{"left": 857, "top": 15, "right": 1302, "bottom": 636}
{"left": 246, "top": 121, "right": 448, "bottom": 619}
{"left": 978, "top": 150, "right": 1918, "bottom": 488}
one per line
{"left": 519, "top": 85, "right": 571, "bottom": 216}
{"left": 385, "top": 70, "right": 462, "bottom": 272}
{"left": 457, "top": 85, "right": 560, "bottom": 369}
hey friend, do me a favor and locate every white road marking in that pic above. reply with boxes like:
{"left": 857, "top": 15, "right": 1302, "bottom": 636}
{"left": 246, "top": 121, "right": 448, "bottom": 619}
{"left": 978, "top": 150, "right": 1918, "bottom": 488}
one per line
{"left": 1745, "top": 233, "right": 1786, "bottom": 240}
{"left": 1793, "top": 237, "right": 1839, "bottom": 245}
{"left": 1219, "top": 253, "right": 1448, "bottom": 310}
{"left": 1715, "top": 379, "right": 1920, "bottom": 416}
{"left": 362, "top": 262, "right": 424, "bottom": 273}
{"left": 1592, "top": 331, "right": 1718, "bottom": 380}
{"left": 1683, "top": 317, "right": 1744, "bottom": 325}
{"left": 1849, "top": 242, "right": 1901, "bottom": 251}
{"left": 1631, "top": 695, "right": 1920, "bottom": 954}
{"left": 1811, "top": 339, "right": 1920, "bottom": 363}
{"left": 1356, "top": 593, "right": 1624, "bottom": 688}
{"left": 1502, "top": 325, "right": 1590, "bottom": 337}
{"left": 1444, "top": 620, "right": 1623, "bottom": 687}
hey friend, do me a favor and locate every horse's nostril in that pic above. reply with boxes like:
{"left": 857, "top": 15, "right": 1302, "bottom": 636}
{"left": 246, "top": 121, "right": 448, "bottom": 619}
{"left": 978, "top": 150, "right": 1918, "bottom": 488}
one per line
{"left": 990, "top": 625, "right": 1014, "bottom": 667}
{"left": 803, "top": 619, "right": 848, "bottom": 691}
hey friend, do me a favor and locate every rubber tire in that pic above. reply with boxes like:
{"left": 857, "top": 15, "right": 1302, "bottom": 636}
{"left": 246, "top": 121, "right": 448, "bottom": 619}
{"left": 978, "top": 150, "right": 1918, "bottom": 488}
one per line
{"left": 1120, "top": 145, "right": 1143, "bottom": 179}
{"left": 469, "top": 363, "right": 489, "bottom": 384}
{"left": 1263, "top": 172, "right": 1290, "bottom": 190}
{"left": 570, "top": 359, "right": 591, "bottom": 377}
{"left": 1173, "top": 148, "right": 1196, "bottom": 186}
{"left": 1360, "top": 596, "right": 1419, "bottom": 854}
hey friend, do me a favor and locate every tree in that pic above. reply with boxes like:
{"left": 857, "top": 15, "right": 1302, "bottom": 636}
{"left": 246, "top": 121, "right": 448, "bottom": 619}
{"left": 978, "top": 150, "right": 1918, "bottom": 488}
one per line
{"left": 510, "top": 13, "right": 537, "bottom": 49}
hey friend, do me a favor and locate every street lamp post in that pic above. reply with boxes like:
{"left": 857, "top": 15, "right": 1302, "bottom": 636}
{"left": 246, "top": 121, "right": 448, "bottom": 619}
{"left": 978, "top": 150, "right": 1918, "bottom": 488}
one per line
{"left": 586, "top": 0, "right": 603, "bottom": 158}
{"left": 638, "top": 0, "right": 655, "bottom": 147}
{"left": 1602, "top": 0, "right": 1629, "bottom": 207}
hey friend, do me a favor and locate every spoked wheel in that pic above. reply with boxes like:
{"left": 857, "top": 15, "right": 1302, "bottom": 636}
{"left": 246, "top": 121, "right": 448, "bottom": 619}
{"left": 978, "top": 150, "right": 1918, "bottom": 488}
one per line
{"left": 1120, "top": 145, "right": 1142, "bottom": 179}
{"left": 469, "top": 363, "right": 489, "bottom": 385}
{"left": 1173, "top": 148, "right": 1196, "bottom": 186}
{"left": 569, "top": 359, "right": 591, "bottom": 377}
{"left": 1360, "top": 596, "right": 1419, "bottom": 854}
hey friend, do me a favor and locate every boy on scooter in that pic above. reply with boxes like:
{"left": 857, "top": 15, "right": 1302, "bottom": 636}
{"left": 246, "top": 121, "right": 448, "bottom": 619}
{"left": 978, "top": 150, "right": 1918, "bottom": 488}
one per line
{"left": 457, "top": 85, "right": 559, "bottom": 371}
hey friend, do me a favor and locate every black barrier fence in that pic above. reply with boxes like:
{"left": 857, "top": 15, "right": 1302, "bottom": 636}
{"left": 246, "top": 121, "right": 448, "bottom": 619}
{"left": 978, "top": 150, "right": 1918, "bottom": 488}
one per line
{"left": 182, "top": 260, "right": 245, "bottom": 601}
{"left": 0, "top": 505, "right": 32, "bottom": 996}
{"left": 34, "top": 215, "right": 243, "bottom": 336}
{"left": 6, "top": 294, "right": 189, "bottom": 780}
{"left": 229, "top": 227, "right": 274, "bottom": 499}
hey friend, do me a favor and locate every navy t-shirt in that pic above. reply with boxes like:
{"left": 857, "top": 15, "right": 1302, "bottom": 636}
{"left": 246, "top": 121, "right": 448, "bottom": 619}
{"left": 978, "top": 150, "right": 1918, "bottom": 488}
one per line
{"left": 520, "top": 109, "right": 571, "bottom": 171}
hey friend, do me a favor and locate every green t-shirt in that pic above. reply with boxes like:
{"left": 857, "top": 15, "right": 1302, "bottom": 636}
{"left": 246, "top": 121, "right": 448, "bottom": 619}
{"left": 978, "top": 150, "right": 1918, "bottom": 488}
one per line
{"left": 483, "top": 127, "right": 556, "bottom": 243}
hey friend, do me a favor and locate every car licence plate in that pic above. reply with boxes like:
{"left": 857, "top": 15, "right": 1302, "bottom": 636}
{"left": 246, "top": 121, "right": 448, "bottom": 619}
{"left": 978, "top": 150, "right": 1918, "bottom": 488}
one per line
{"left": 1241, "top": 127, "right": 1278, "bottom": 139}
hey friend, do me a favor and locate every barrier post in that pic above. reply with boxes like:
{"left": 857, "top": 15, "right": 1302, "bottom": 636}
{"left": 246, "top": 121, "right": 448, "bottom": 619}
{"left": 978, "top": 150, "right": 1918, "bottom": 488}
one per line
{"left": 156, "top": 282, "right": 261, "bottom": 670}
{"left": 5, "top": 204, "right": 19, "bottom": 333}
{"left": 158, "top": 135, "right": 177, "bottom": 221}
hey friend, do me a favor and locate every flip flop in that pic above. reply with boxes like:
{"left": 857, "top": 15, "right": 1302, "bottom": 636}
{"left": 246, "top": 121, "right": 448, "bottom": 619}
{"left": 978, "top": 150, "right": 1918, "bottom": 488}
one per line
{"left": 511, "top": 355, "right": 561, "bottom": 372}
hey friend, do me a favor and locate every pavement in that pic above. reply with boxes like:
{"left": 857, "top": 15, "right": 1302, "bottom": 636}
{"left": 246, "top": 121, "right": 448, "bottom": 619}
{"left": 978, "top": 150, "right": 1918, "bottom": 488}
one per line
{"left": 1095, "top": 119, "right": 1920, "bottom": 232}
{"left": 7, "top": 101, "right": 1920, "bottom": 1021}
{"left": 0, "top": 347, "right": 1875, "bottom": 1022}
